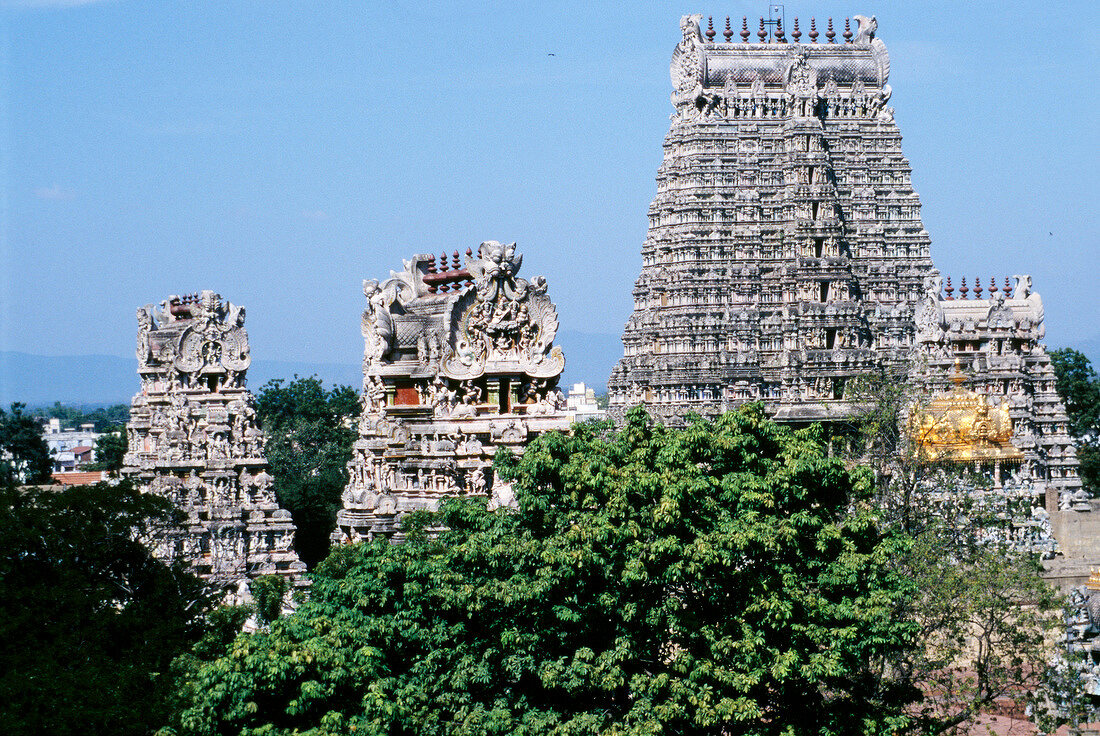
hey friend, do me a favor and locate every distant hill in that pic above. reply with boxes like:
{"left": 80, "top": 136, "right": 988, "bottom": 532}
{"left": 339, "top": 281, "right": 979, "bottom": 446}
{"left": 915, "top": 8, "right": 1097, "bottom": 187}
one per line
{"left": 0, "top": 332, "right": 624, "bottom": 408}
{"left": 6, "top": 333, "right": 1098, "bottom": 408}
{"left": 0, "top": 352, "right": 362, "bottom": 408}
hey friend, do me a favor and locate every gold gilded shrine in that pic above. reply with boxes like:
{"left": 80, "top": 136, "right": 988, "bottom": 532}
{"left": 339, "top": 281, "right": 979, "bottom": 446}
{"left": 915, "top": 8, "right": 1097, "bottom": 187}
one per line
{"left": 910, "top": 368, "right": 1023, "bottom": 466}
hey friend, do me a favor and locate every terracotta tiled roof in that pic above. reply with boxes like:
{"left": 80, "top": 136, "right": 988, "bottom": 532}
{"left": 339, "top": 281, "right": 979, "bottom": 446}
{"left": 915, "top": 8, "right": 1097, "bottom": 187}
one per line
{"left": 51, "top": 471, "right": 107, "bottom": 486}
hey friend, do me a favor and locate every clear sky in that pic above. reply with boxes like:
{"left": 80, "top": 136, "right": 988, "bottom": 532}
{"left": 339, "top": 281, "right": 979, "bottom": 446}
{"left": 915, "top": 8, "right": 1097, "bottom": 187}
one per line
{"left": 3, "top": 0, "right": 1098, "bottom": 372}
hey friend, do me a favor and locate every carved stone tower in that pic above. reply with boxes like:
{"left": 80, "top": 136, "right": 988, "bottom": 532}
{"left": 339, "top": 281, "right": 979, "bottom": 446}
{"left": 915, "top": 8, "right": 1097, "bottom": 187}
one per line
{"left": 123, "top": 291, "right": 306, "bottom": 587}
{"left": 335, "top": 242, "right": 573, "bottom": 541}
{"left": 608, "top": 14, "right": 933, "bottom": 425}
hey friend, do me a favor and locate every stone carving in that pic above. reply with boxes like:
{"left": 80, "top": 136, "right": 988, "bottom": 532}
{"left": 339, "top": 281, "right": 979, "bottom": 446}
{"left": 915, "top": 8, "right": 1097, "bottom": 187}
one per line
{"left": 335, "top": 244, "right": 574, "bottom": 542}
{"left": 910, "top": 275, "right": 1082, "bottom": 500}
{"left": 122, "top": 291, "right": 306, "bottom": 589}
{"left": 610, "top": 17, "right": 935, "bottom": 425}
{"left": 852, "top": 15, "right": 877, "bottom": 44}
{"left": 444, "top": 241, "right": 564, "bottom": 380}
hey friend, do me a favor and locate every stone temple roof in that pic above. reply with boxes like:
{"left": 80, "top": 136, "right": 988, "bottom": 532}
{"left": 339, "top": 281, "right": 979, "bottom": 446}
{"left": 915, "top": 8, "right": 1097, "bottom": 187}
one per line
{"left": 673, "top": 14, "right": 888, "bottom": 92}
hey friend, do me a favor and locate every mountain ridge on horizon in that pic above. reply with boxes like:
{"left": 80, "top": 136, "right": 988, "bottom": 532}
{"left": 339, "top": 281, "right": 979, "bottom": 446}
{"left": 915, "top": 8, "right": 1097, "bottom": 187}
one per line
{"left": 0, "top": 330, "right": 624, "bottom": 407}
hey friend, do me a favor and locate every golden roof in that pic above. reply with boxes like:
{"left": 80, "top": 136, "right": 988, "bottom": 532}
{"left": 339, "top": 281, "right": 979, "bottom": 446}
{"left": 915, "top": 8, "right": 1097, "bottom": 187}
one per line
{"left": 910, "top": 366, "right": 1023, "bottom": 464}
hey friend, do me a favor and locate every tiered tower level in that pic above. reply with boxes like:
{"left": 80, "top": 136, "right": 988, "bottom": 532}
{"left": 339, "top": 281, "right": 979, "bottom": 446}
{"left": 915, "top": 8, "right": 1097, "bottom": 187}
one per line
{"left": 913, "top": 275, "right": 1083, "bottom": 504}
{"left": 608, "top": 14, "right": 933, "bottom": 424}
{"left": 336, "top": 242, "right": 572, "bottom": 541}
{"left": 122, "top": 291, "right": 306, "bottom": 587}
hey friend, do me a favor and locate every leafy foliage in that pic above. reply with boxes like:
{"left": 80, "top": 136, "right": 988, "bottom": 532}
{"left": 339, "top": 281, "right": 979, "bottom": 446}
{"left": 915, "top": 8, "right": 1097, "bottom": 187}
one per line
{"left": 34, "top": 401, "right": 130, "bottom": 432}
{"left": 0, "top": 481, "right": 219, "bottom": 736}
{"left": 846, "top": 373, "right": 1063, "bottom": 734}
{"left": 1050, "top": 348, "right": 1100, "bottom": 494}
{"left": 0, "top": 402, "right": 52, "bottom": 484}
{"left": 90, "top": 427, "right": 128, "bottom": 473}
{"left": 167, "top": 405, "right": 918, "bottom": 736}
{"left": 890, "top": 473, "right": 1061, "bottom": 734}
{"left": 250, "top": 574, "right": 289, "bottom": 625}
{"left": 256, "top": 376, "right": 360, "bottom": 569}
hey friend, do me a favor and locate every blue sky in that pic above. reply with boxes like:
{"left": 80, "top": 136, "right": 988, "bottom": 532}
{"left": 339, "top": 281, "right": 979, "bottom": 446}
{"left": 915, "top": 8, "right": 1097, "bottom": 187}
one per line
{"left": 3, "top": 0, "right": 1098, "bottom": 374}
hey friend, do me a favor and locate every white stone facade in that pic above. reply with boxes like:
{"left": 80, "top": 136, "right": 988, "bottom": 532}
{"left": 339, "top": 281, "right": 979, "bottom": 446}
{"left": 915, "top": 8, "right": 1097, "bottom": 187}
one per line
{"left": 122, "top": 291, "right": 306, "bottom": 587}
{"left": 336, "top": 242, "right": 573, "bottom": 541}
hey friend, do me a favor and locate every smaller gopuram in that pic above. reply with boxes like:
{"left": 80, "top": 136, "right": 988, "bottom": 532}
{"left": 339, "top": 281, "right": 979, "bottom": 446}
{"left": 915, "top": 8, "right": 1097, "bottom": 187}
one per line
{"left": 335, "top": 241, "right": 572, "bottom": 541}
{"left": 911, "top": 274, "right": 1083, "bottom": 507}
{"left": 122, "top": 291, "right": 306, "bottom": 587}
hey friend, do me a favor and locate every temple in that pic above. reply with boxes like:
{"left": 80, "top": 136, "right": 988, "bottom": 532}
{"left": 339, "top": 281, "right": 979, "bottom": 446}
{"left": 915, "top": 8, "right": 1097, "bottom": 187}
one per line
{"left": 122, "top": 291, "right": 306, "bottom": 587}
{"left": 609, "top": 14, "right": 932, "bottom": 425}
{"left": 334, "top": 241, "right": 573, "bottom": 541}
{"left": 607, "top": 13, "right": 1081, "bottom": 505}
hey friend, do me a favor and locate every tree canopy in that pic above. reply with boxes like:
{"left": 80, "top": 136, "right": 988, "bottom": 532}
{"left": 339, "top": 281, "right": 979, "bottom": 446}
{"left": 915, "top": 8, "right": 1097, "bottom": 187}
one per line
{"left": 0, "top": 481, "right": 219, "bottom": 736}
{"left": 34, "top": 401, "right": 130, "bottom": 432}
{"left": 0, "top": 402, "right": 52, "bottom": 484}
{"left": 255, "top": 376, "right": 360, "bottom": 568}
{"left": 167, "top": 405, "right": 918, "bottom": 736}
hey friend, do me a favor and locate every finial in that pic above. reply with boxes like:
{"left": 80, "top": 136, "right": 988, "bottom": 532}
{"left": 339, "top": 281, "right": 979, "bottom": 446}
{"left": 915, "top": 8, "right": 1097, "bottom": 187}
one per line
{"left": 466, "top": 246, "right": 473, "bottom": 258}
{"left": 809, "top": 17, "right": 818, "bottom": 42}
{"left": 843, "top": 18, "right": 853, "bottom": 43}
{"left": 427, "top": 253, "right": 437, "bottom": 274}
{"left": 775, "top": 17, "right": 786, "bottom": 43}
{"left": 792, "top": 18, "right": 801, "bottom": 43}
{"left": 452, "top": 250, "right": 460, "bottom": 270}
{"left": 989, "top": 276, "right": 998, "bottom": 294}
{"left": 951, "top": 359, "right": 966, "bottom": 386}
{"left": 826, "top": 18, "right": 835, "bottom": 43}
{"left": 706, "top": 16, "right": 715, "bottom": 42}
{"left": 960, "top": 276, "right": 969, "bottom": 299}
{"left": 724, "top": 16, "right": 733, "bottom": 42}
{"left": 973, "top": 278, "right": 982, "bottom": 299}
{"left": 944, "top": 276, "right": 954, "bottom": 300}
{"left": 1004, "top": 276, "right": 1013, "bottom": 298}
{"left": 741, "top": 16, "right": 750, "bottom": 42}
{"left": 758, "top": 17, "right": 767, "bottom": 42}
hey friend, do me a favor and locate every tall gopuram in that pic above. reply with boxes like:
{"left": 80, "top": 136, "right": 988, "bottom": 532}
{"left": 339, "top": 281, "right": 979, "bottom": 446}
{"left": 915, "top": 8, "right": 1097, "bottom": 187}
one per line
{"left": 608, "top": 14, "right": 934, "bottom": 425}
{"left": 122, "top": 291, "right": 306, "bottom": 587}
{"left": 334, "top": 241, "right": 572, "bottom": 541}
{"left": 608, "top": 13, "right": 1083, "bottom": 523}
{"left": 912, "top": 274, "right": 1084, "bottom": 505}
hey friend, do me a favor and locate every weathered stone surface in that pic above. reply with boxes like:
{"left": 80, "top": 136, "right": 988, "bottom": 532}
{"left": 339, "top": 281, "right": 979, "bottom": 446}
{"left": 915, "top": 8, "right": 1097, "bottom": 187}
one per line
{"left": 609, "top": 15, "right": 932, "bottom": 425}
{"left": 335, "top": 242, "right": 573, "bottom": 541}
{"left": 608, "top": 15, "right": 1081, "bottom": 506}
{"left": 912, "top": 274, "right": 1083, "bottom": 503}
{"left": 122, "top": 291, "right": 306, "bottom": 587}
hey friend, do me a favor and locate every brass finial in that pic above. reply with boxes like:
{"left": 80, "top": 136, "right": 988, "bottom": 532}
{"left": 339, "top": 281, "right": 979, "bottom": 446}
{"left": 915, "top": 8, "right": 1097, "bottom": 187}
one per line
{"left": 809, "top": 17, "right": 818, "bottom": 43}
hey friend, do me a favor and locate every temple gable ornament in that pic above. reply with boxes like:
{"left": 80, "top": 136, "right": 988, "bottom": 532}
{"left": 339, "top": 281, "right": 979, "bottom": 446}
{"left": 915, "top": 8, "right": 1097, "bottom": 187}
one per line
{"left": 336, "top": 242, "right": 574, "bottom": 542}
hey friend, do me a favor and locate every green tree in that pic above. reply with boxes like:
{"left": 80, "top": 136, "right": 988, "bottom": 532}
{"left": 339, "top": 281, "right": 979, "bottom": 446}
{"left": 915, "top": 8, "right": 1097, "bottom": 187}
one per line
{"left": 167, "top": 406, "right": 918, "bottom": 736}
{"left": 1050, "top": 348, "right": 1100, "bottom": 494}
{"left": 249, "top": 574, "right": 288, "bottom": 625}
{"left": 0, "top": 402, "right": 52, "bottom": 484}
{"left": 36, "top": 401, "right": 130, "bottom": 432}
{"left": 0, "top": 481, "right": 219, "bottom": 736}
{"left": 256, "top": 376, "right": 360, "bottom": 569}
{"left": 90, "top": 427, "right": 128, "bottom": 474}
{"left": 845, "top": 372, "right": 1063, "bottom": 734}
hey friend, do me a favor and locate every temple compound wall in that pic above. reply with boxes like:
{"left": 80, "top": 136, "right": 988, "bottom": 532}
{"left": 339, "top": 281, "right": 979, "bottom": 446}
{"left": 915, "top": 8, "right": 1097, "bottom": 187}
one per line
{"left": 335, "top": 242, "right": 573, "bottom": 541}
{"left": 122, "top": 291, "right": 306, "bottom": 587}
{"left": 607, "top": 14, "right": 1081, "bottom": 504}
